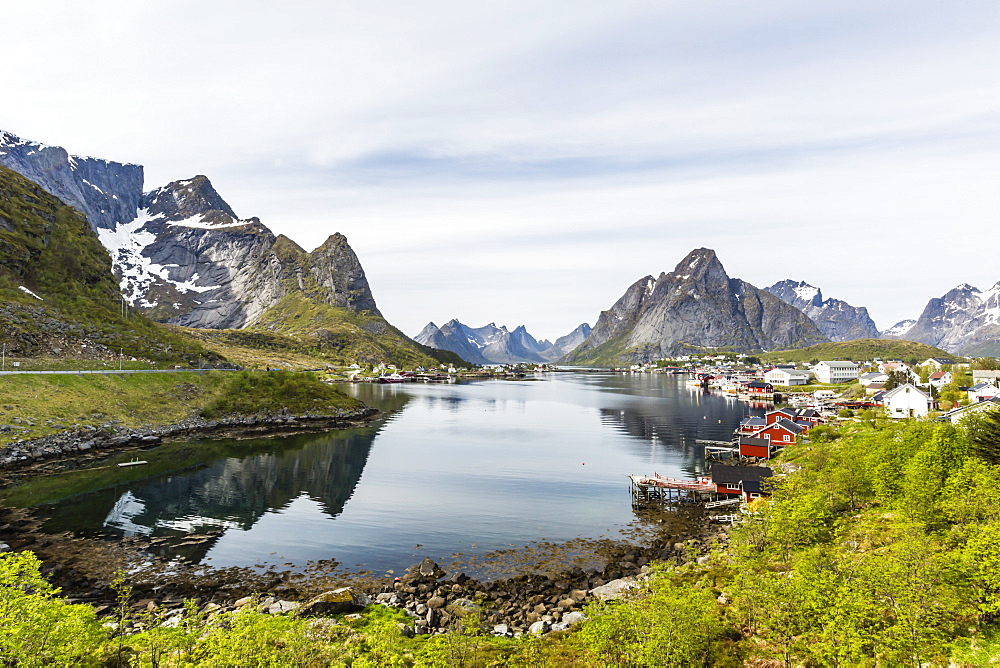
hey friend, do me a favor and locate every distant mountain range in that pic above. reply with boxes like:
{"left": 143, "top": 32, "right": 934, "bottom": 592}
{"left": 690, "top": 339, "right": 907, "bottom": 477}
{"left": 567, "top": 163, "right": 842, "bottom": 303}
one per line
{"left": 415, "top": 320, "right": 591, "bottom": 365}
{"left": 764, "top": 280, "right": 880, "bottom": 342}
{"left": 883, "top": 283, "right": 1000, "bottom": 356}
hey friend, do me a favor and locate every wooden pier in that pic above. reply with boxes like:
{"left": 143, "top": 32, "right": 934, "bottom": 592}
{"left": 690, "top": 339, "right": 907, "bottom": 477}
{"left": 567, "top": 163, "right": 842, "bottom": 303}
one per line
{"left": 629, "top": 473, "right": 724, "bottom": 508}
{"left": 695, "top": 439, "right": 739, "bottom": 461}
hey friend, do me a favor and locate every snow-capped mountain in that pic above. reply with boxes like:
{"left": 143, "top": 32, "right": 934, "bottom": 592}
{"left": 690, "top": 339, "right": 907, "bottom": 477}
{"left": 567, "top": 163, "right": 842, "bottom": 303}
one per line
{"left": 903, "top": 283, "right": 1000, "bottom": 356}
{"left": 415, "top": 320, "right": 590, "bottom": 364}
{"left": 0, "top": 130, "right": 376, "bottom": 330}
{"left": 880, "top": 319, "right": 917, "bottom": 339}
{"left": 765, "top": 279, "right": 880, "bottom": 341}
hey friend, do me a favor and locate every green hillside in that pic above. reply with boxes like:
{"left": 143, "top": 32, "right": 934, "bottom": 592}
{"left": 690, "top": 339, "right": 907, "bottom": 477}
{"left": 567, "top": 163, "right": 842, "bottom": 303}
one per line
{"left": 226, "top": 293, "right": 466, "bottom": 368}
{"left": 0, "top": 165, "right": 218, "bottom": 365}
{"left": 761, "top": 338, "right": 958, "bottom": 364}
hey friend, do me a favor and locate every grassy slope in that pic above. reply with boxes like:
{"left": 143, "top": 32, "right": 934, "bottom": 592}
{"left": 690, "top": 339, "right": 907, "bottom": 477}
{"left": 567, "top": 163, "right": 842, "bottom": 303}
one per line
{"left": 761, "top": 338, "right": 957, "bottom": 364}
{"left": 245, "top": 293, "right": 466, "bottom": 368}
{"left": 0, "top": 165, "right": 219, "bottom": 366}
{"left": 0, "top": 371, "right": 362, "bottom": 446}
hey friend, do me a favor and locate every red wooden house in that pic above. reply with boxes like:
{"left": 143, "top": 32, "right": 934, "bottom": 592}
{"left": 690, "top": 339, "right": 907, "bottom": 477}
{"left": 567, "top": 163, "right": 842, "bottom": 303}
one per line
{"left": 753, "top": 417, "right": 804, "bottom": 445}
{"left": 710, "top": 464, "right": 774, "bottom": 500}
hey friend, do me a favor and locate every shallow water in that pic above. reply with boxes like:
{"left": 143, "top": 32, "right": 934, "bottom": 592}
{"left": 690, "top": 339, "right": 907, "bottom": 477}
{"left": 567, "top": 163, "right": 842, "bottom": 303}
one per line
{"left": 22, "top": 373, "right": 751, "bottom": 576}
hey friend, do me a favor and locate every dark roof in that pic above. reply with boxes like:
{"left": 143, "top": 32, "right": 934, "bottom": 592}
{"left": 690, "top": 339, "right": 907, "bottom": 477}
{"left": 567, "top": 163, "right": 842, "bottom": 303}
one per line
{"left": 746, "top": 381, "right": 773, "bottom": 389}
{"left": 738, "top": 436, "right": 770, "bottom": 447}
{"left": 740, "top": 417, "right": 766, "bottom": 426}
{"left": 710, "top": 464, "right": 774, "bottom": 484}
{"left": 771, "top": 418, "right": 805, "bottom": 434}
{"left": 742, "top": 479, "right": 769, "bottom": 494}
{"left": 768, "top": 407, "right": 796, "bottom": 417}
{"left": 796, "top": 409, "right": 821, "bottom": 418}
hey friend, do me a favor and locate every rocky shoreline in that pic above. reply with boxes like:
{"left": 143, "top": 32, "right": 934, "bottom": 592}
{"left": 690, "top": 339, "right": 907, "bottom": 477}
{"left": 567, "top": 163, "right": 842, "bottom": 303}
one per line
{"left": 0, "top": 406, "right": 379, "bottom": 477}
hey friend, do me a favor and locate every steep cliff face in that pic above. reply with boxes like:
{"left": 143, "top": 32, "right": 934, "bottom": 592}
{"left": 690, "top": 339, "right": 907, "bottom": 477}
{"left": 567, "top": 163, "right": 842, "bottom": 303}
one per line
{"left": 765, "top": 279, "right": 880, "bottom": 341}
{"left": 903, "top": 283, "right": 1000, "bottom": 355}
{"left": 564, "top": 249, "right": 828, "bottom": 364}
{"left": 0, "top": 130, "right": 144, "bottom": 232}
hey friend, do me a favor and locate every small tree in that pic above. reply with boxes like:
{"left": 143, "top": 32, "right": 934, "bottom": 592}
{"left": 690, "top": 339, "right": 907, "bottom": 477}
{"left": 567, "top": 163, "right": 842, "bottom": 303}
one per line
{"left": 968, "top": 408, "right": 1000, "bottom": 465}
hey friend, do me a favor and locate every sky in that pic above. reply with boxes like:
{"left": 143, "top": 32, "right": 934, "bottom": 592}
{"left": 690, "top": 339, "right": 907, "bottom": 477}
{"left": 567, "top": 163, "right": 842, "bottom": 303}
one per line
{"left": 3, "top": 0, "right": 1000, "bottom": 341}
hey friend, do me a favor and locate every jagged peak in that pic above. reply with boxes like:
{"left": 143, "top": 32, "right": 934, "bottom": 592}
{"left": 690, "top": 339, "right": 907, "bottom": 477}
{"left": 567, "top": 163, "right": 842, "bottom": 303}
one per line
{"left": 143, "top": 175, "right": 233, "bottom": 221}
{"left": 311, "top": 232, "right": 351, "bottom": 254}
{"left": 668, "top": 247, "right": 726, "bottom": 282}
{"left": 273, "top": 234, "right": 307, "bottom": 256}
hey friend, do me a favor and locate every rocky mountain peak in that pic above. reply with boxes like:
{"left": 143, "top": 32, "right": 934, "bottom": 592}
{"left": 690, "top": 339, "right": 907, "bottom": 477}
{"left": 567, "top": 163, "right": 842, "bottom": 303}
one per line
{"left": 668, "top": 248, "right": 728, "bottom": 288}
{"left": 143, "top": 175, "right": 239, "bottom": 226}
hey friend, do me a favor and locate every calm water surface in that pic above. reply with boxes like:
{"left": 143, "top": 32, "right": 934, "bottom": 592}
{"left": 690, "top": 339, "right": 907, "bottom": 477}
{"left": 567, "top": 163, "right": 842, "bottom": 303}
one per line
{"left": 25, "top": 373, "right": 750, "bottom": 575}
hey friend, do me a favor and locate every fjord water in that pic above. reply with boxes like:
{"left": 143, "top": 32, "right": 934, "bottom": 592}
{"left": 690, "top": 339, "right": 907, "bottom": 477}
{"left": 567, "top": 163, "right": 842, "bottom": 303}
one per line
{"left": 30, "top": 373, "right": 747, "bottom": 576}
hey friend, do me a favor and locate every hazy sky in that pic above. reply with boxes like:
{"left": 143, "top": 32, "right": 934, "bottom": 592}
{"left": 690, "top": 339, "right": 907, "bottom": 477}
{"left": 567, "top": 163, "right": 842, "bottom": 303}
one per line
{"left": 3, "top": 1, "right": 999, "bottom": 341}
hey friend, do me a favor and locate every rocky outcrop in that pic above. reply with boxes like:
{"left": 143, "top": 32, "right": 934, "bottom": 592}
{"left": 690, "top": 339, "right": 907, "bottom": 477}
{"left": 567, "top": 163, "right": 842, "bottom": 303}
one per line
{"left": 415, "top": 320, "right": 591, "bottom": 365}
{"left": 565, "top": 249, "right": 828, "bottom": 364}
{"left": 765, "top": 279, "right": 880, "bottom": 341}
{"left": 902, "top": 283, "right": 1000, "bottom": 356}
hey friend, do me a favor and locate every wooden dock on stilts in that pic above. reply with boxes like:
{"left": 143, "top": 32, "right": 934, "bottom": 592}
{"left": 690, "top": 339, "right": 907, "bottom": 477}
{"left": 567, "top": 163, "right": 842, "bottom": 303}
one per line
{"left": 629, "top": 473, "right": 725, "bottom": 509}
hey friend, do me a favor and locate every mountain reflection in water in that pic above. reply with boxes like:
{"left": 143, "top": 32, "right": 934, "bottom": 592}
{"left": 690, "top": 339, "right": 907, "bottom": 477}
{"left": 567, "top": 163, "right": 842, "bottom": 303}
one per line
{"left": 20, "top": 373, "right": 750, "bottom": 574}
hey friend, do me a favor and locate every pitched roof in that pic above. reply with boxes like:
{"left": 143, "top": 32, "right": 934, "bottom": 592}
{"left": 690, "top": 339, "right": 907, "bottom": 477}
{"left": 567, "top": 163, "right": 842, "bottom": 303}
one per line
{"left": 929, "top": 371, "right": 948, "bottom": 379}
{"left": 883, "top": 383, "right": 929, "bottom": 400}
{"left": 710, "top": 464, "right": 774, "bottom": 485}
{"left": 771, "top": 418, "right": 805, "bottom": 434}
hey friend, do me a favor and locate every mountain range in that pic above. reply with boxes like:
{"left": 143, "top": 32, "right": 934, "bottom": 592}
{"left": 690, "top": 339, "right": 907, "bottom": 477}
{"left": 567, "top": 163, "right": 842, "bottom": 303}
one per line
{"left": 764, "top": 280, "right": 879, "bottom": 342}
{"left": 2, "top": 128, "right": 998, "bottom": 365}
{"left": 415, "top": 320, "right": 591, "bottom": 365}
{"left": 0, "top": 129, "right": 455, "bottom": 367}
{"left": 885, "top": 283, "right": 1000, "bottom": 357}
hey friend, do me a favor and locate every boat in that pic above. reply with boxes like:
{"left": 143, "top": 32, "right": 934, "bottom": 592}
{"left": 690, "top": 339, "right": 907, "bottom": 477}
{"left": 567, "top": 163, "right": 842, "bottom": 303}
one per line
{"left": 377, "top": 373, "right": 406, "bottom": 383}
{"left": 117, "top": 459, "right": 148, "bottom": 467}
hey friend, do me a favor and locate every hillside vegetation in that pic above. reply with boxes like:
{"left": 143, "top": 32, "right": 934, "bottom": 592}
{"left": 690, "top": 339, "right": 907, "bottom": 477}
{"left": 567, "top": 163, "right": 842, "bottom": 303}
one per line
{"left": 245, "top": 293, "right": 467, "bottom": 368}
{"left": 761, "top": 337, "right": 957, "bottom": 364}
{"left": 0, "top": 370, "right": 362, "bottom": 446}
{"left": 0, "top": 165, "right": 218, "bottom": 366}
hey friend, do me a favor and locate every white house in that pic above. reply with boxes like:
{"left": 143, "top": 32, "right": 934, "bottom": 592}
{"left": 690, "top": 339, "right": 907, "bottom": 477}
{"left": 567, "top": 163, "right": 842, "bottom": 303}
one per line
{"left": 921, "top": 357, "right": 955, "bottom": 371}
{"left": 764, "top": 368, "right": 812, "bottom": 386}
{"left": 883, "top": 383, "right": 933, "bottom": 419}
{"left": 928, "top": 371, "right": 953, "bottom": 389}
{"left": 859, "top": 371, "right": 889, "bottom": 386}
{"left": 968, "top": 382, "right": 999, "bottom": 403}
{"left": 943, "top": 397, "right": 1000, "bottom": 425}
{"left": 812, "top": 361, "right": 859, "bottom": 384}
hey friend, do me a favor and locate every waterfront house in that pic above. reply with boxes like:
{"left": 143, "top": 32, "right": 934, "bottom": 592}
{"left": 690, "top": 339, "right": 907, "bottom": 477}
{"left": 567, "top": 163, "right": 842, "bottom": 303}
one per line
{"left": 738, "top": 435, "right": 787, "bottom": 459}
{"left": 737, "top": 416, "right": 767, "bottom": 434}
{"left": 753, "top": 417, "right": 805, "bottom": 444}
{"left": 883, "top": 383, "right": 933, "bottom": 418}
{"left": 812, "top": 361, "right": 860, "bottom": 384}
{"left": 710, "top": 464, "right": 774, "bottom": 500}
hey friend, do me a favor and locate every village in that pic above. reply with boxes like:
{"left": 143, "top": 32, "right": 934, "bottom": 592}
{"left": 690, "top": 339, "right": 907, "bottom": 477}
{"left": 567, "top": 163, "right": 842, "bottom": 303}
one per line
{"left": 624, "top": 353, "right": 1000, "bottom": 519}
